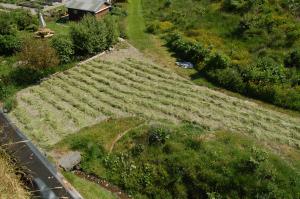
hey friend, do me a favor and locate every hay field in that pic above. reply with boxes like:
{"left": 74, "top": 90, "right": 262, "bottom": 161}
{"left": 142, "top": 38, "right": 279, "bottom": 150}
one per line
{"left": 8, "top": 48, "right": 300, "bottom": 148}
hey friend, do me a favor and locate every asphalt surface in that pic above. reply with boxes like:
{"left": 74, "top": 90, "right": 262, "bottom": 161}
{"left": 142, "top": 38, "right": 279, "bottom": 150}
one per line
{"left": 0, "top": 112, "right": 82, "bottom": 199}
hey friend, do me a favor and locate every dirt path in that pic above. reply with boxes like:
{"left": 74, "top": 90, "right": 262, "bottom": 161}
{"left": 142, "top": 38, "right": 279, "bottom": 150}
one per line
{"left": 109, "top": 122, "right": 146, "bottom": 153}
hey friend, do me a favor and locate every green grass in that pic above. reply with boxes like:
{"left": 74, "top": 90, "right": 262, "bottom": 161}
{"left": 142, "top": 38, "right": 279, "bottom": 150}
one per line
{"left": 126, "top": 0, "right": 154, "bottom": 50}
{"left": 63, "top": 172, "right": 117, "bottom": 199}
{"left": 0, "top": 56, "right": 17, "bottom": 76}
{"left": 46, "top": 21, "right": 70, "bottom": 37}
{"left": 57, "top": 119, "right": 300, "bottom": 198}
{"left": 57, "top": 117, "right": 144, "bottom": 151}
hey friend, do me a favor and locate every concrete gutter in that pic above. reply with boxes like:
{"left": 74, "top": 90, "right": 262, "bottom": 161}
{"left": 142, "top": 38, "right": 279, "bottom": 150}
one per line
{"left": 0, "top": 112, "right": 83, "bottom": 199}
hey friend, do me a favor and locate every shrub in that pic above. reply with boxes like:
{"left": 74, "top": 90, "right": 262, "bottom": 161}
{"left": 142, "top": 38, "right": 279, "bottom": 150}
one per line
{"left": 148, "top": 125, "right": 170, "bottom": 146}
{"left": 206, "top": 67, "right": 246, "bottom": 92}
{"left": 204, "top": 52, "right": 231, "bottom": 71}
{"left": 0, "top": 77, "right": 15, "bottom": 100}
{"left": 0, "top": 10, "right": 38, "bottom": 33}
{"left": 3, "top": 95, "right": 17, "bottom": 113}
{"left": 17, "top": 38, "right": 59, "bottom": 70}
{"left": 111, "top": 5, "right": 127, "bottom": 17}
{"left": 246, "top": 57, "right": 287, "bottom": 84}
{"left": 285, "top": 48, "right": 300, "bottom": 69}
{"left": 246, "top": 82, "right": 276, "bottom": 102}
{"left": 51, "top": 35, "right": 74, "bottom": 64}
{"left": 0, "top": 13, "right": 17, "bottom": 35}
{"left": 11, "top": 67, "right": 53, "bottom": 86}
{"left": 159, "top": 21, "right": 174, "bottom": 32}
{"left": 103, "top": 15, "right": 120, "bottom": 47}
{"left": 0, "top": 35, "right": 21, "bottom": 55}
{"left": 131, "top": 144, "right": 144, "bottom": 156}
{"left": 223, "top": 0, "right": 251, "bottom": 12}
{"left": 146, "top": 20, "right": 160, "bottom": 34}
{"left": 273, "top": 86, "right": 300, "bottom": 111}
{"left": 166, "top": 33, "right": 209, "bottom": 64}
{"left": 25, "top": 24, "right": 38, "bottom": 32}
{"left": 70, "top": 15, "right": 119, "bottom": 56}
{"left": 11, "top": 9, "right": 38, "bottom": 31}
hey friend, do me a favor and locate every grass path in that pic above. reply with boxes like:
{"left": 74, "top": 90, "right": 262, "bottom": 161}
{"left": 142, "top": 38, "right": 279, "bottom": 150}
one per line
{"left": 126, "top": 0, "right": 153, "bottom": 50}
{"left": 109, "top": 122, "right": 146, "bottom": 153}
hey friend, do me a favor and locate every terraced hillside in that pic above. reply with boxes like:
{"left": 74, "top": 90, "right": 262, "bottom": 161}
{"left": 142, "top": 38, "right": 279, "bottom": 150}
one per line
{"left": 9, "top": 49, "right": 300, "bottom": 148}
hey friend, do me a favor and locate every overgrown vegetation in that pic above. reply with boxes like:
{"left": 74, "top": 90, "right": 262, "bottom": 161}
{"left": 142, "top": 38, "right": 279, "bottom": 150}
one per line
{"left": 0, "top": 148, "right": 30, "bottom": 199}
{"left": 57, "top": 118, "right": 300, "bottom": 199}
{"left": 142, "top": 0, "right": 300, "bottom": 111}
{"left": 0, "top": 9, "right": 38, "bottom": 56}
{"left": 0, "top": 11, "right": 120, "bottom": 111}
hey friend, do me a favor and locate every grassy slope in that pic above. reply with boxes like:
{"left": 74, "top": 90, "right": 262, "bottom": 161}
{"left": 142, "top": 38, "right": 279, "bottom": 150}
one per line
{"left": 0, "top": 150, "right": 30, "bottom": 199}
{"left": 125, "top": 0, "right": 300, "bottom": 117}
{"left": 8, "top": 58, "right": 300, "bottom": 149}
{"left": 61, "top": 117, "right": 144, "bottom": 151}
{"left": 63, "top": 172, "right": 117, "bottom": 199}
{"left": 126, "top": 0, "right": 200, "bottom": 79}
{"left": 56, "top": 118, "right": 300, "bottom": 198}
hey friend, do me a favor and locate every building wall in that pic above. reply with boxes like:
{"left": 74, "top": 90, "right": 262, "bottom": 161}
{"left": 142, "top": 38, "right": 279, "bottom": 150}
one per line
{"left": 68, "top": 9, "right": 92, "bottom": 21}
{"left": 68, "top": 5, "right": 110, "bottom": 21}
{"left": 95, "top": 8, "right": 110, "bottom": 19}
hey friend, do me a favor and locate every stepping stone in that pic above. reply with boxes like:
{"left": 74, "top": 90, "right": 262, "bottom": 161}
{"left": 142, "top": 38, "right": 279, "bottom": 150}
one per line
{"left": 58, "top": 151, "right": 81, "bottom": 171}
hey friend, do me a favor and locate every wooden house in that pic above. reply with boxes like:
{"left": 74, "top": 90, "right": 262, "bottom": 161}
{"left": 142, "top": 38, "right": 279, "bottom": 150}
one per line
{"left": 66, "top": 0, "right": 111, "bottom": 21}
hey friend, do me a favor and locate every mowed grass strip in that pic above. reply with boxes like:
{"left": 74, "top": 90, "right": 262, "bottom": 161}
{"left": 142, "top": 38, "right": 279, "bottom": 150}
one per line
{"left": 9, "top": 58, "right": 300, "bottom": 148}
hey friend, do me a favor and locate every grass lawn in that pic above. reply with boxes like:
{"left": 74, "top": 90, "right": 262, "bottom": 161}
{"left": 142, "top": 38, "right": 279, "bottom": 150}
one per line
{"left": 63, "top": 172, "right": 117, "bottom": 199}
{"left": 46, "top": 21, "right": 70, "bottom": 37}
{"left": 126, "top": 0, "right": 154, "bottom": 50}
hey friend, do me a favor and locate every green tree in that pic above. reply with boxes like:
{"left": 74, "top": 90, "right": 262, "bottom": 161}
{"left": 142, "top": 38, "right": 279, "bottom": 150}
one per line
{"left": 51, "top": 35, "right": 74, "bottom": 64}
{"left": 70, "top": 15, "right": 107, "bottom": 55}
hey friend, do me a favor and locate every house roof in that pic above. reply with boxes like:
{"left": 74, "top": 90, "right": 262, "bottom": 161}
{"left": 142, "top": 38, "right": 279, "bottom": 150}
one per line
{"left": 66, "top": 0, "right": 109, "bottom": 13}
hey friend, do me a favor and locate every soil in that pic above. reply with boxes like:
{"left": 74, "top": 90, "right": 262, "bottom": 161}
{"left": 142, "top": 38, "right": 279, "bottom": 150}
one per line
{"left": 73, "top": 169, "right": 131, "bottom": 199}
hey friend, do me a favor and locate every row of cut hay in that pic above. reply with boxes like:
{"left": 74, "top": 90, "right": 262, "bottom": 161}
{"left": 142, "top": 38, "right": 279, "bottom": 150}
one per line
{"left": 9, "top": 58, "right": 300, "bottom": 148}
{"left": 84, "top": 61, "right": 293, "bottom": 135}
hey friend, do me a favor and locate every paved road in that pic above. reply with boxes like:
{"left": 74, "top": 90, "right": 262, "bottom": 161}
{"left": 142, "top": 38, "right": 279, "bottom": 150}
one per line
{"left": 0, "top": 2, "right": 65, "bottom": 15}
{"left": 0, "top": 3, "right": 36, "bottom": 14}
